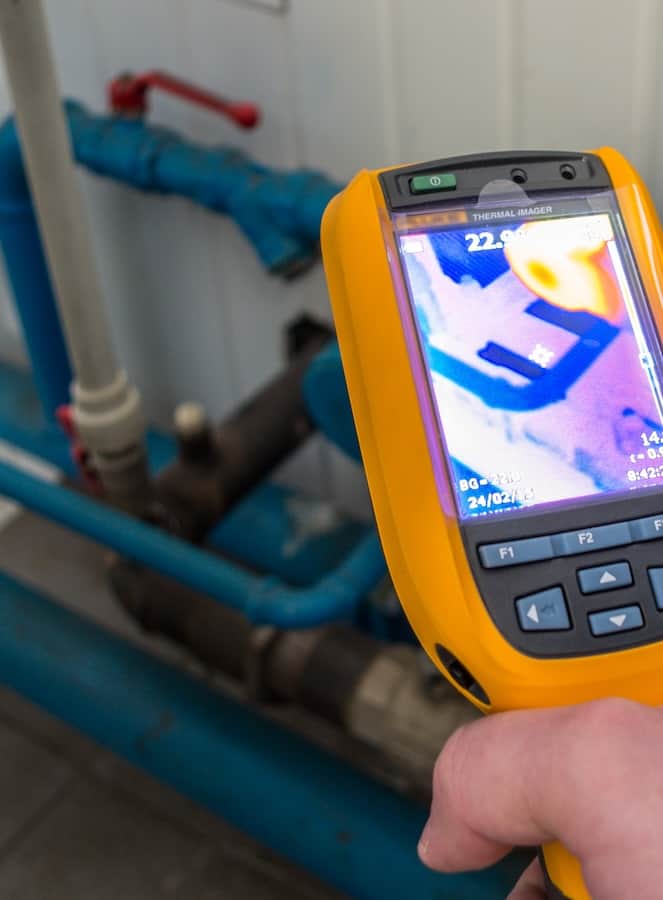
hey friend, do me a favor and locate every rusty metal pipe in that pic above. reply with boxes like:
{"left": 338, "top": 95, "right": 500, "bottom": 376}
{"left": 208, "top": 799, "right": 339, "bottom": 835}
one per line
{"left": 152, "top": 338, "right": 327, "bottom": 540}
{"left": 108, "top": 558, "right": 479, "bottom": 783}
{"left": 108, "top": 557, "right": 377, "bottom": 719}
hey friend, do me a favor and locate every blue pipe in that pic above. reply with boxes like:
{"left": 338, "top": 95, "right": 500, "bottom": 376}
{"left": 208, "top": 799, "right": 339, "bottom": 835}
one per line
{"left": 0, "top": 570, "right": 526, "bottom": 898}
{"left": 304, "top": 340, "right": 362, "bottom": 462}
{"left": 0, "top": 120, "right": 72, "bottom": 421}
{"left": 0, "top": 100, "right": 341, "bottom": 423}
{"left": 208, "top": 481, "right": 371, "bottom": 587}
{"left": 0, "top": 458, "right": 385, "bottom": 627}
{"left": 66, "top": 100, "right": 341, "bottom": 275}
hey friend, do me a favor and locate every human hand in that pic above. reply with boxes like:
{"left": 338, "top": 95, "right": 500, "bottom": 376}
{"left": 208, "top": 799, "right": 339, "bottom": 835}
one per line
{"left": 418, "top": 698, "right": 663, "bottom": 899}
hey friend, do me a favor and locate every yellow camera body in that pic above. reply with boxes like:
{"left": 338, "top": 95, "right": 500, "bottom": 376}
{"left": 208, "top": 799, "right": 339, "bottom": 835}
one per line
{"left": 322, "top": 149, "right": 663, "bottom": 900}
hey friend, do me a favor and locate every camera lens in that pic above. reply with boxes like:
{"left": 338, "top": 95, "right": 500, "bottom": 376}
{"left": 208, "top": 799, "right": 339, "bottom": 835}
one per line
{"left": 560, "top": 164, "right": 576, "bottom": 180}
{"left": 510, "top": 168, "right": 527, "bottom": 184}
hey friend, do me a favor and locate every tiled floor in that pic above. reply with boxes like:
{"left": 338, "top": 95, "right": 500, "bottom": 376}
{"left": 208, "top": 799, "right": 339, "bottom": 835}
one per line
{"left": 0, "top": 683, "right": 342, "bottom": 900}
{"left": 0, "top": 508, "right": 343, "bottom": 899}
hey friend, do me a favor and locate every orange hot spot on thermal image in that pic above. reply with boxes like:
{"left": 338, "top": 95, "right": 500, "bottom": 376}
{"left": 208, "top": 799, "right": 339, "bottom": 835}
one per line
{"left": 505, "top": 217, "right": 622, "bottom": 322}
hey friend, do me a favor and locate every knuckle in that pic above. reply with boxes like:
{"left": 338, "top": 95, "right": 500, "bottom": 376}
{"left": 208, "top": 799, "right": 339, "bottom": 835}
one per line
{"left": 574, "top": 696, "right": 643, "bottom": 740}
{"left": 563, "top": 697, "right": 650, "bottom": 778}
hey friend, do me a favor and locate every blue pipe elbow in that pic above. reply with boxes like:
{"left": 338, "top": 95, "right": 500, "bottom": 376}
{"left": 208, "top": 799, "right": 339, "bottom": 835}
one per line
{"left": 244, "top": 529, "right": 386, "bottom": 628}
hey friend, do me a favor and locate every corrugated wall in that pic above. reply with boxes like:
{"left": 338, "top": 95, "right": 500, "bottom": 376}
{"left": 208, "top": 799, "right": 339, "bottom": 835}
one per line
{"left": 0, "top": 0, "right": 660, "bottom": 510}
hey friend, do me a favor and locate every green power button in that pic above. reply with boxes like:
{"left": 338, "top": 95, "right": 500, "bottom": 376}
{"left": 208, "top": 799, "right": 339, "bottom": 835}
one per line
{"left": 410, "top": 172, "right": 457, "bottom": 194}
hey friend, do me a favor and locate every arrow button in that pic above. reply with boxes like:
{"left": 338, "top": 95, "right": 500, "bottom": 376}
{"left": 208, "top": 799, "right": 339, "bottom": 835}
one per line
{"left": 600, "top": 571, "right": 617, "bottom": 585}
{"left": 578, "top": 562, "right": 632, "bottom": 594}
{"left": 516, "top": 588, "right": 570, "bottom": 632}
{"left": 526, "top": 604, "right": 539, "bottom": 624}
{"left": 589, "top": 605, "right": 643, "bottom": 637}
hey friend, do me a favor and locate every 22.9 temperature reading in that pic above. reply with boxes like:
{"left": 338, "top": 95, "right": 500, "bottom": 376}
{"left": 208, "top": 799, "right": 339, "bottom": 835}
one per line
{"left": 464, "top": 230, "right": 521, "bottom": 252}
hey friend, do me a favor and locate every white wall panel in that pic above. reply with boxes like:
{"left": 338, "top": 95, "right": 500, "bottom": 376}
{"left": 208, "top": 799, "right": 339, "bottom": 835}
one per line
{"left": 519, "top": 0, "right": 640, "bottom": 152}
{"left": 289, "top": 0, "right": 398, "bottom": 177}
{"left": 390, "top": 0, "right": 506, "bottom": 161}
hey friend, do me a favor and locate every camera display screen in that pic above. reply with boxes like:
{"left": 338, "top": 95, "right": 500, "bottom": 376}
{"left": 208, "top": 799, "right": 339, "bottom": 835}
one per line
{"left": 397, "top": 195, "right": 663, "bottom": 519}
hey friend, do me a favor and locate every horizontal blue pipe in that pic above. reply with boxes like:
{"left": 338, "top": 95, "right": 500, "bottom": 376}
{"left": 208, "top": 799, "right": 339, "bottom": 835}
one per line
{"left": 0, "top": 458, "right": 385, "bottom": 627}
{"left": 0, "top": 570, "right": 525, "bottom": 898}
{"left": 66, "top": 101, "right": 341, "bottom": 275}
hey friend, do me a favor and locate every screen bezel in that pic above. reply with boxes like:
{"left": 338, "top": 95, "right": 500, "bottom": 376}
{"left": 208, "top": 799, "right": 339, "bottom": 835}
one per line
{"left": 387, "top": 187, "right": 663, "bottom": 525}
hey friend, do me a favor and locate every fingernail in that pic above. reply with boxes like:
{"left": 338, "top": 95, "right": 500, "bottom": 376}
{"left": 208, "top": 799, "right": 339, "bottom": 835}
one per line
{"left": 417, "top": 819, "right": 431, "bottom": 861}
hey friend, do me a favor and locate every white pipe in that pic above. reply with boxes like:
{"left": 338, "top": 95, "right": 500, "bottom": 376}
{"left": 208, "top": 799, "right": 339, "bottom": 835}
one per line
{"left": 0, "top": 0, "right": 147, "bottom": 505}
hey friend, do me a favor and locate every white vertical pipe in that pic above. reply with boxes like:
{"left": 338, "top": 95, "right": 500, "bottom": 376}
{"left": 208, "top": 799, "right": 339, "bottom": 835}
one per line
{"left": 0, "top": 0, "right": 117, "bottom": 391}
{"left": 0, "top": 0, "right": 147, "bottom": 505}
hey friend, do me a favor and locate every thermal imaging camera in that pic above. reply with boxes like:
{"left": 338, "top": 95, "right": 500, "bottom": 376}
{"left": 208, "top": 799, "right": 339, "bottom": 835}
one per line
{"left": 321, "top": 149, "right": 663, "bottom": 900}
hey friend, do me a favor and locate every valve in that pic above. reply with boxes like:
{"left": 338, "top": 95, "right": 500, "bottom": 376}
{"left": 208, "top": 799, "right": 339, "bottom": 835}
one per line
{"left": 108, "top": 70, "right": 260, "bottom": 129}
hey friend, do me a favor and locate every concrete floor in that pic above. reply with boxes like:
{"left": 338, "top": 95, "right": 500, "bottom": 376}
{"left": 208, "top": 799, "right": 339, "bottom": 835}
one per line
{"left": 0, "top": 506, "right": 343, "bottom": 899}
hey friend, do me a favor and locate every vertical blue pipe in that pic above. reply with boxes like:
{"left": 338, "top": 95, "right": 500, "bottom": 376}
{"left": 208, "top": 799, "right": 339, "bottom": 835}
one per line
{"left": 0, "top": 118, "right": 72, "bottom": 421}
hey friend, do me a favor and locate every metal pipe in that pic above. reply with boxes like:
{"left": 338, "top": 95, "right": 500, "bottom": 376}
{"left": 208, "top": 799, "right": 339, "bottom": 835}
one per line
{"left": 0, "top": 459, "right": 385, "bottom": 627}
{"left": 0, "top": 570, "right": 525, "bottom": 898}
{"left": 0, "top": 121, "right": 71, "bottom": 421}
{"left": 0, "top": 0, "right": 147, "bottom": 505}
{"left": 109, "top": 559, "right": 480, "bottom": 788}
{"left": 110, "top": 558, "right": 379, "bottom": 718}
{"left": 156, "top": 338, "right": 328, "bottom": 540}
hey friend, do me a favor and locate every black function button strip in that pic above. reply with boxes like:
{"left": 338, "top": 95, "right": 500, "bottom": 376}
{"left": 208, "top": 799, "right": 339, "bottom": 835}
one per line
{"left": 468, "top": 503, "right": 663, "bottom": 658}
{"left": 479, "top": 516, "right": 658, "bottom": 570}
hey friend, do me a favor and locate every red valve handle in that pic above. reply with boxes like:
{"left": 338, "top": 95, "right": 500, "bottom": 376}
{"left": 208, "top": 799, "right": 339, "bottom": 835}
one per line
{"left": 108, "top": 70, "right": 260, "bottom": 129}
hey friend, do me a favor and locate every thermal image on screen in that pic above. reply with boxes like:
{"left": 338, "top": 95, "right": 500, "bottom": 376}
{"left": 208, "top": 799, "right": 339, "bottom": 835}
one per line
{"left": 398, "top": 210, "right": 663, "bottom": 518}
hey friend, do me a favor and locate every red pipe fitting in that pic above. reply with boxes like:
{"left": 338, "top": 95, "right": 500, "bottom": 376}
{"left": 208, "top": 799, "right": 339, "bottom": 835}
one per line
{"left": 56, "top": 404, "right": 102, "bottom": 493}
{"left": 108, "top": 70, "right": 260, "bottom": 129}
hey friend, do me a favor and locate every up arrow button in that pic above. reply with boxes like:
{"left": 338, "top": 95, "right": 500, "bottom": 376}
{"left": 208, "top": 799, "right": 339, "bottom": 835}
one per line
{"left": 600, "top": 571, "right": 617, "bottom": 585}
{"left": 578, "top": 562, "right": 632, "bottom": 594}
